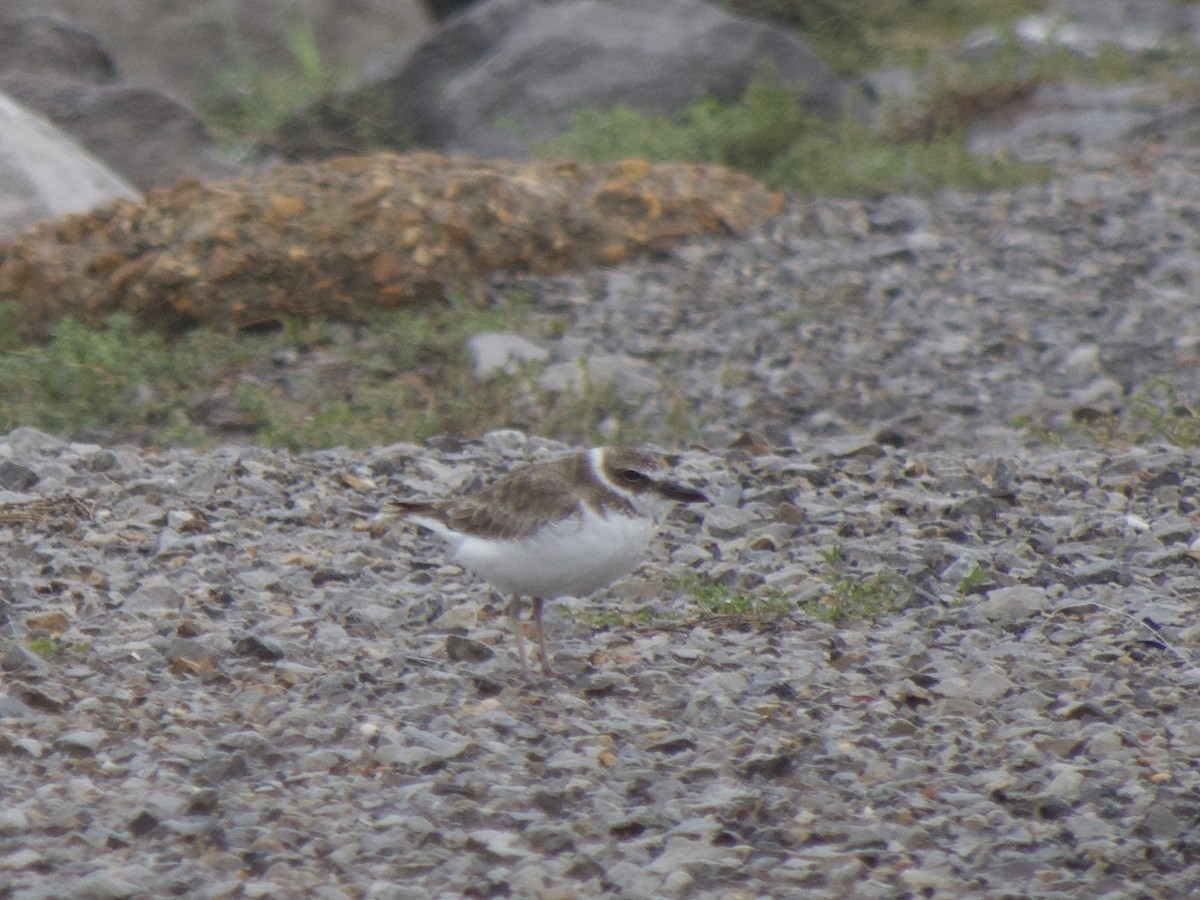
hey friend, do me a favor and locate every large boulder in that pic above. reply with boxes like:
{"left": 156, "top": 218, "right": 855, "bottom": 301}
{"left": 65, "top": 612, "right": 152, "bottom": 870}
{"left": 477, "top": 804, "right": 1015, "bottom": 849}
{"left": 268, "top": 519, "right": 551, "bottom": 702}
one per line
{"left": 0, "top": 14, "right": 117, "bottom": 82}
{"left": 0, "top": 91, "right": 138, "bottom": 240}
{"left": 289, "top": 0, "right": 849, "bottom": 158}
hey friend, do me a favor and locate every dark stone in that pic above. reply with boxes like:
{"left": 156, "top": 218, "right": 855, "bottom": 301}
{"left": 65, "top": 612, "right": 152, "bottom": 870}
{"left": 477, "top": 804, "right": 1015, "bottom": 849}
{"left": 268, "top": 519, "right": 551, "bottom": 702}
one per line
{"left": 128, "top": 810, "right": 160, "bottom": 837}
{"left": 446, "top": 633, "right": 494, "bottom": 663}
{"left": 0, "top": 460, "right": 39, "bottom": 491}
{"left": 741, "top": 752, "right": 794, "bottom": 779}
{"left": 234, "top": 634, "right": 285, "bottom": 662}
{"left": 0, "top": 14, "right": 118, "bottom": 82}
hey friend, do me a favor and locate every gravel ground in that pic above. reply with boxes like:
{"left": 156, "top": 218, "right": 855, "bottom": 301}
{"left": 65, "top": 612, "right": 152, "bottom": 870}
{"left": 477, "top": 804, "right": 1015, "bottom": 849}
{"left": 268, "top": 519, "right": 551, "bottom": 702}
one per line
{"left": 515, "top": 145, "right": 1200, "bottom": 457}
{"left": 4, "top": 146, "right": 1200, "bottom": 898}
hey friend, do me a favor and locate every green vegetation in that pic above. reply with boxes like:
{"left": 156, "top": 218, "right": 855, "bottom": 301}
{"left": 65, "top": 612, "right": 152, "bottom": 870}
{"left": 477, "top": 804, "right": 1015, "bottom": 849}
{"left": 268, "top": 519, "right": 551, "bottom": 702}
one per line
{"left": 1009, "top": 36, "right": 1200, "bottom": 90}
{"left": 0, "top": 298, "right": 687, "bottom": 450}
{"left": 1124, "top": 378, "right": 1200, "bottom": 446}
{"left": 562, "top": 576, "right": 796, "bottom": 632}
{"left": 669, "top": 548, "right": 906, "bottom": 627}
{"left": 537, "top": 72, "right": 1046, "bottom": 197}
{"left": 892, "top": 35, "right": 1200, "bottom": 142}
{"left": 556, "top": 604, "right": 663, "bottom": 631}
{"left": 534, "top": 0, "right": 1200, "bottom": 199}
{"left": 1010, "top": 413, "right": 1068, "bottom": 446}
{"left": 1064, "top": 378, "right": 1200, "bottom": 448}
{"left": 956, "top": 563, "right": 994, "bottom": 595}
{"left": 0, "top": 311, "right": 201, "bottom": 441}
{"left": 25, "top": 636, "right": 58, "bottom": 658}
{"left": 25, "top": 636, "right": 92, "bottom": 659}
{"left": 804, "top": 545, "right": 907, "bottom": 622}
{"left": 203, "top": 23, "right": 353, "bottom": 142}
{"left": 1014, "top": 377, "right": 1200, "bottom": 449}
{"left": 722, "top": 0, "right": 1200, "bottom": 82}
{"left": 673, "top": 573, "right": 795, "bottom": 621}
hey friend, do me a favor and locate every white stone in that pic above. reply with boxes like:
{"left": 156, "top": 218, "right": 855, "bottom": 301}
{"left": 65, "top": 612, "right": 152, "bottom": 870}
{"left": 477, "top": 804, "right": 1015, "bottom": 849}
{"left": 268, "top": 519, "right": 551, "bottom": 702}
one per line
{"left": 467, "top": 332, "right": 549, "bottom": 378}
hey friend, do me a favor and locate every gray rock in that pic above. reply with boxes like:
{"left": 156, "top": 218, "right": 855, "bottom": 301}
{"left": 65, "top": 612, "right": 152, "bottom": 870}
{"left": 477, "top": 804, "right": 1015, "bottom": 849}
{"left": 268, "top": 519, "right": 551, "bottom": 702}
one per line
{"left": 0, "top": 14, "right": 117, "bottom": 82}
{"left": 1042, "top": 765, "right": 1084, "bottom": 800}
{"left": 968, "top": 82, "right": 1168, "bottom": 160}
{"left": 124, "top": 574, "right": 181, "bottom": 612}
{"left": 467, "top": 332, "right": 549, "bottom": 378}
{"left": 56, "top": 729, "right": 106, "bottom": 755}
{"left": 1, "top": 427, "right": 67, "bottom": 454}
{"left": 1141, "top": 805, "right": 1184, "bottom": 840}
{"left": 701, "top": 505, "right": 757, "bottom": 540}
{"left": 445, "top": 633, "right": 493, "bottom": 664}
{"left": 306, "top": 0, "right": 848, "bottom": 157}
{"left": 2, "top": 848, "right": 44, "bottom": 871}
{"left": 0, "top": 807, "right": 29, "bottom": 832}
{"left": 71, "top": 869, "right": 148, "bottom": 900}
{"left": 1, "top": 643, "right": 50, "bottom": 674}
{"left": 1017, "top": 0, "right": 1200, "bottom": 55}
{"left": 975, "top": 585, "right": 1049, "bottom": 623}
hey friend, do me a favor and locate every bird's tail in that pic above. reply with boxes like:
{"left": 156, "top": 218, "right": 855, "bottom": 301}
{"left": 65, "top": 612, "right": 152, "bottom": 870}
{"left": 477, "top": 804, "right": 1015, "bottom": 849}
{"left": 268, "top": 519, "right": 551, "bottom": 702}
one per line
{"left": 381, "top": 499, "right": 434, "bottom": 522}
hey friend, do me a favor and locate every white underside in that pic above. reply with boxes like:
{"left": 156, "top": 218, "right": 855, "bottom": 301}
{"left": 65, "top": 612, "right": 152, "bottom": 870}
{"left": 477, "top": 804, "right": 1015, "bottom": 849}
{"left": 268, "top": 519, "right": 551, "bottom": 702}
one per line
{"left": 414, "top": 505, "right": 654, "bottom": 599}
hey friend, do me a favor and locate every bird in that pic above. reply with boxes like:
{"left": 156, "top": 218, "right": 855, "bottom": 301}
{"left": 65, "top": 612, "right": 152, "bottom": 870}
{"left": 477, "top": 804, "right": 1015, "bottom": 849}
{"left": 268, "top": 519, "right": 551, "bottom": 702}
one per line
{"left": 391, "top": 446, "right": 708, "bottom": 675}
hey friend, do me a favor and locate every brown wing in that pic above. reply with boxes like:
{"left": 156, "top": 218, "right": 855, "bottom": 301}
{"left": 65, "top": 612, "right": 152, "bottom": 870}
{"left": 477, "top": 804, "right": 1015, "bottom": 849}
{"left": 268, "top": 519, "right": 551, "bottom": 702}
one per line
{"left": 397, "top": 453, "right": 588, "bottom": 541}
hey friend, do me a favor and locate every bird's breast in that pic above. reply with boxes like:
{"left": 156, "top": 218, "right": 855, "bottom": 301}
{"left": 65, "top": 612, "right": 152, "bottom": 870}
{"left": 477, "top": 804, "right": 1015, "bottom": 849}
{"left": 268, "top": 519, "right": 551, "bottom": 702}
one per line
{"left": 452, "top": 508, "right": 653, "bottom": 599}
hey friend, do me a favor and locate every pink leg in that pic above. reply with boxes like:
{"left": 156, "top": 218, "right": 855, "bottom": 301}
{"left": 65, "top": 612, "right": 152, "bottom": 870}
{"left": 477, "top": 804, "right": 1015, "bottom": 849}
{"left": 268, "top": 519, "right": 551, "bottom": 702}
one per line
{"left": 532, "top": 597, "right": 553, "bottom": 676}
{"left": 507, "top": 595, "right": 529, "bottom": 672}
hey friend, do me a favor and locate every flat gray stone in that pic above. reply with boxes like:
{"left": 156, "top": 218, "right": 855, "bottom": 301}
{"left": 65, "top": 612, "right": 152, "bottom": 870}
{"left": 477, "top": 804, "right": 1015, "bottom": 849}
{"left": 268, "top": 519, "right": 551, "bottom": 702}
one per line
{"left": 468, "top": 332, "right": 549, "bottom": 378}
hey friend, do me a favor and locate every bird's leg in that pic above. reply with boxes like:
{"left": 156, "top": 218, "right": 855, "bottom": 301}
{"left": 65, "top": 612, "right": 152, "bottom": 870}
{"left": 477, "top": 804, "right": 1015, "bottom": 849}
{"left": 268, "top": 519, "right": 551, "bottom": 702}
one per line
{"left": 508, "top": 595, "right": 529, "bottom": 672}
{"left": 532, "top": 597, "right": 553, "bottom": 676}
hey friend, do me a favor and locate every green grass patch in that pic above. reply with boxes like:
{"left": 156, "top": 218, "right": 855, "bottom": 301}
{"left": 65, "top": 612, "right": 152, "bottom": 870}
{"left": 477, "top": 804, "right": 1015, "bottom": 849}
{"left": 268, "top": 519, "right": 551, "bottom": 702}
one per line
{"left": 202, "top": 22, "right": 355, "bottom": 144}
{"left": 671, "top": 549, "right": 905, "bottom": 627}
{"left": 1022, "top": 40, "right": 1200, "bottom": 89}
{"left": 536, "top": 72, "right": 1046, "bottom": 197}
{"left": 1063, "top": 378, "right": 1200, "bottom": 448}
{"left": 1014, "top": 378, "right": 1200, "bottom": 449}
{"left": 0, "top": 296, "right": 689, "bottom": 450}
{"left": 0, "top": 311, "right": 205, "bottom": 441}
{"left": 1010, "top": 413, "right": 1068, "bottom": 446}
{"left": 533, "top": 16, "right": 1200, "bottom": 200}
{"left": 885, "top": 33, "right": 1200, "bottom": 143}
{"left": 25, "top": 636, "right": 92, "bottom": 659}
{"left": 673, "top": 573, "right": 795, "bottom": 621}
{"left": 956, "top": 563, "right": 994, "bottom": 595}
{"left": 565, "top": 577, "right": 798, "bottom": 633}
{"left": 1123, "top": 378, "right": 1200, "bottom": 446}
{"left": 721, "top": 0, "right": 1196, "bottom": 85}
{"left": 557, "top": 604, "right": 665, "bottom": 630}
{"left": 804, "top": 545, "right": 907, "bottom": 623}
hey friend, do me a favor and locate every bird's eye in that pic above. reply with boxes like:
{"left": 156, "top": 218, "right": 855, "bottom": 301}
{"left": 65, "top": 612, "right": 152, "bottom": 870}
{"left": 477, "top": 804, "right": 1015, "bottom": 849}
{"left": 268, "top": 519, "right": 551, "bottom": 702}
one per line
{"left": 620, "top": 469, "right": 647, "bottom": 484}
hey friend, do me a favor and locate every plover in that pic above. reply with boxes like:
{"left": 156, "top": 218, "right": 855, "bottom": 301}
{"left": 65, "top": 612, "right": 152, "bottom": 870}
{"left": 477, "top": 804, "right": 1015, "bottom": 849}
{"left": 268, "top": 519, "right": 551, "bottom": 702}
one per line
{"left": 393, "top": 446, "right": 708, "bottom": 674}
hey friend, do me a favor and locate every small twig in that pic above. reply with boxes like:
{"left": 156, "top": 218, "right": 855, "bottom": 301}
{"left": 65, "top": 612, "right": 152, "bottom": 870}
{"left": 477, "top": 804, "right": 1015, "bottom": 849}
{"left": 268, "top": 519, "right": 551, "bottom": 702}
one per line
{"left": 0, "top": 495, "right": 94, "bottom": 525}
{"left": 1051, "top": 600, "right": 1200, "bottom": 677}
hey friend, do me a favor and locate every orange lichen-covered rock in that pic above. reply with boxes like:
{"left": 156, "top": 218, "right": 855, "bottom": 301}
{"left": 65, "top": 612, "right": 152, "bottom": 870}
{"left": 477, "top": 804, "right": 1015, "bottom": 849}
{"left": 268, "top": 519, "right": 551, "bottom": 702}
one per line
{"left": 0, "top": 152, "right": 783, "bottom": 341}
